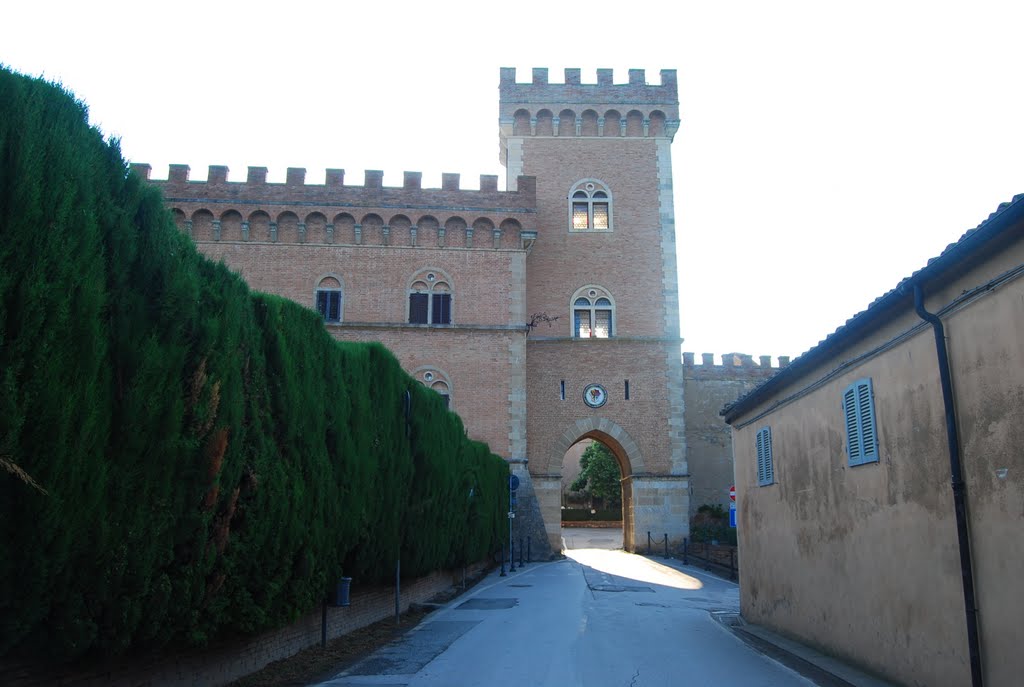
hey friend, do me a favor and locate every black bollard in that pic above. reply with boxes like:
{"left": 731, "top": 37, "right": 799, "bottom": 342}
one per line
{"left": 518, "top": 537, "right": 524, "bottom": 567}
{"left": 527, "top": 536, "right": 532, "bottom": 563}
{"left": 500, "top": 545, "right": 506, "bottom": 576}
{"left": 683, "top": 537, "right": 689, "bottom": 565}
{"left": 647, "top": 531, "right": 652, "bottom": 555}
{"left": 510, "top": 538, "right": 516, "bottom": 572}
{"left": 664, "top": 533, "right": 668, "bottom": 559}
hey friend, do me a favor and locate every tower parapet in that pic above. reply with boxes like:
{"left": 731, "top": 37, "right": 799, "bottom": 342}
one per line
{"left": 498, "top": 67, "right": 680, "bottom": 155}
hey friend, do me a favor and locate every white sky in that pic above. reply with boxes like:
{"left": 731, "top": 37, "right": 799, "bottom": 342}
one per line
{"left": 4, "top": 1, "right": 1022, "bottom": 362}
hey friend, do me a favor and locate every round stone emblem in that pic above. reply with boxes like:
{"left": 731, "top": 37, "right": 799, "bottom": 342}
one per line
{"left": 583, "top": 383, "right": 607, "bottom": 408}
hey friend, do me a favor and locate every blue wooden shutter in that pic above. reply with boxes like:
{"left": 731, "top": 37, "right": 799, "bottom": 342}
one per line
{"left": 756, "top": 427, "right": 773, "bottom": 486}
{"left": 844, "top": 379, "right": 878, "bottom": 465}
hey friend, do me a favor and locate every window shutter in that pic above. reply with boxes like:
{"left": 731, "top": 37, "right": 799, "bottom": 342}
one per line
{"left": 857, "top": 380, "right": 878, "bottom": 462}
{"left": 409, "top": 293, "right": 428, "bottom": 323}
{"left": 432, "top": 293, "right": 451, "bottom": 324}
{"left": 327, "top": 292, "right": 341, "bottom": 321}
{"left": 316, "top": 290, "right": 329, "bottom": 319}
{"left": 756, "top": 427, "right": 773, "bottom": 486}
{"left": 844, "top": 379, "right": 878, "bottom": 466}
{"left": 755, "top": 430, "right": 766, "bottom": 484}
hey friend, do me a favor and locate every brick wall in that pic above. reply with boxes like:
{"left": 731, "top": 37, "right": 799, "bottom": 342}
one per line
{"left": 683, "top": 352, "right": 788, "bottom": 517}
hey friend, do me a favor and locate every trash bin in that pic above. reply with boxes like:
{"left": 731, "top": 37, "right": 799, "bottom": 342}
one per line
{"left": 330, "top": 577, "right": 352, "bottom": 607}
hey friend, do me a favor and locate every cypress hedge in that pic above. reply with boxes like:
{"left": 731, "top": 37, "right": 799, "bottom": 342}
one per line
{"left": 0, "top": 66, "right": 508, "bottom": 662}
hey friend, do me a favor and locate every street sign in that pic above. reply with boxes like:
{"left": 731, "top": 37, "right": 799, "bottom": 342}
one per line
{"left": 729, "top": 485, "right": 736, "bottom": 501}
{"left": 729, "top": 502, "right": 737, "bottom": 528}
{"left": 509, "top": 474, "right": 520, "bottom": 491}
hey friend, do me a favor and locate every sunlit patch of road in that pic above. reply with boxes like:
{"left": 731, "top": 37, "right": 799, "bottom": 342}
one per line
{"left": 564, "top": 547, "right": 704, "bottom": 590}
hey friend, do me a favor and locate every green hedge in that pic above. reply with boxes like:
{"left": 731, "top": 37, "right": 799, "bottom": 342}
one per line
{"left": 0, "top": 66, "right": 508, "bottom": 662}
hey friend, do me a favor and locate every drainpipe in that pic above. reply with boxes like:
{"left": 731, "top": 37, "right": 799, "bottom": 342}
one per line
{"left": 912, "top": 283, "right": 983, "bottom": 687}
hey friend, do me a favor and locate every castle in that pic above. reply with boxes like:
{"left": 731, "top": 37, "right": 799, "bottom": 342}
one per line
{"left": 133, "top": 67, "right": 783, "bottom": 558}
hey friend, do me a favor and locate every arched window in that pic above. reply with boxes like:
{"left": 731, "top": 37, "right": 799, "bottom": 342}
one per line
{"left": 417, "top": 368, "right": 452, "bottom": 409}
{"left": 568, "top": 180, "right": 612, "bottom": 232}
{"left": 408, "top": 269, "right": 452, "bottom": 325}
{"left": 314, "top": 275, "right": 343, "bottom": 323}
{"left": 572, "top": 286, "right": 615, "bottom": 338}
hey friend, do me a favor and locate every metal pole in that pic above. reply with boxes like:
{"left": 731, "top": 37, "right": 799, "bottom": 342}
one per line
{"left": 647, "top": 531, "right": 652, "bottom": 555}
{"left": 664, "top": 533, "right": 668, "bottom": 559}
{"left": 527, "top": 536, "right": 531, "bottom": 563}
{"left": 510, "top": 536, "right": 516, "bottom": 572}
{"left": 395, "top": 558, "right": 401, "bottom": 625}
{"left": 321, "top": 599, "right": 327, "bottom": 648}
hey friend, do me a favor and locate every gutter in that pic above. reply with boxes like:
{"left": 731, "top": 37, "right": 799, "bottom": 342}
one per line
{"left": 912, "top": 284, "right": 984, "bottom": 687}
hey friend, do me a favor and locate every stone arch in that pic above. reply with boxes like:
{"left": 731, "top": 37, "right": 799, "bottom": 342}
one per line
{"left": 304, "top": 211, "right": 328, "bottom": 243}
{"left": 513, "top": 108, "right": 531, "bottom": 136}
{"left": 444, "top": 216, "right": 468, "bottom": 247}
{"left": 554, "top": 418, "right": 644, "bottom": 551}
{"left": 581, "top": 109, "right": 599, "bottom": 136}
{"left": 171, "top": 208, "right": 186, "bottom": 232}
{"left": 558, "top": 108, "right": 575, "bottom": 137}
{"left": 603, "top": 109, "right": 622, "bottom": 137}
{"left": 248, "top": 210, "right": 271, "bottom": 242}
{"left": 388, "top": 213, "right": 412, "bottom": 246}
{"left": 553, "top": 417, "right": 644, "bottom": 475}
{"left": 219, "top": 209, "right": 244, "bottom": 241}
{"left": 626, "top": 110, "right": 645, "bottom": 137}
{"left": 536, "top": 109, "right": 554, "bottom": 136}
{"left": 360, "top": 213, "right": 384, "bottom": 245}
{"left": 190, "top": 209, "right": 215, "bottom": 241}
{"left": 276, "top": 211, "right": 300, "bottom": 243}
{"left": 649, "top": 110, "right": 667, "bottom": 137}
{"left": 333, "top": 212, "right": 356, "bottom": 243}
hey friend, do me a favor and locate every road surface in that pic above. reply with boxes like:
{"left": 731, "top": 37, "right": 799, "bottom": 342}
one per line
{"left": 312, "top": 528, "right": 813, "bottom": 686}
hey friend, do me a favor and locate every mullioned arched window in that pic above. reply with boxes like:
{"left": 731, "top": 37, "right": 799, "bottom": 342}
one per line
{"left": 571, "top": 285, "right": 615, "bottom": 338}
{"left": 568, "top": 179, "right": 612, "bottom": 232}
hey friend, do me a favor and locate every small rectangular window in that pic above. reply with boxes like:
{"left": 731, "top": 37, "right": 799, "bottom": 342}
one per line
{"left": 624, "top": 380, "right": 630, "bottom": 400}
{"left": 560, "top": 380, "right": 565, "bottom": 400}
{"left": 756, "top": 426, "right": 774, "bottom": 486}
{"left": 409, "top": 293, "right": 428, "bottom": 323}
{"left": 432, "top": 293, "right": 451, "bottom": 324}
{"left": 593, "top": 203, "right": 609, "bottom": 229}
{"left": 316, "top": 290, "right": 341, "bottom": 322}
{"left": 844, "top": 378, "right": 879, "bottom": 466}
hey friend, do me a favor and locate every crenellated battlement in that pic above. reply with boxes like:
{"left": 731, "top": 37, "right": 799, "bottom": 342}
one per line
{"left": 132, "top": 164, "right": 538, "bottom": 250}
{"left": 683, "top": 352, "right": 790, "bottom": 381}
{"left": 498, "top": 67, "right": 680, "bottom": 144}
{"left": 133, "top": 164, "right": 518, "bottom": 198}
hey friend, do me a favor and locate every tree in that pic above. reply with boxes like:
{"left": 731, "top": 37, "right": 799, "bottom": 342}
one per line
{"left": 570, "top": 442, "right": 622, "bottom": 508}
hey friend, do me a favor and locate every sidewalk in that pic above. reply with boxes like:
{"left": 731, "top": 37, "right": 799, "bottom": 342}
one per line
{"left": 641, "top": 554, "right": 898, "bottom": 687}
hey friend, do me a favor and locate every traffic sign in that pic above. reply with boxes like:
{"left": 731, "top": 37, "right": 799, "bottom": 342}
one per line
{"left": 729, "top": 503, "right": 737, "bottom": 528}
{"left": 509, "top": 474, "right": 520, "bottom": 491}
{"left": 729, "top": 485, "right": 736, "bottom": 501}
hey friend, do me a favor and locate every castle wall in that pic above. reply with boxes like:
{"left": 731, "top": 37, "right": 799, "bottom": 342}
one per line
{"left": 188, "top": 238, "right": 527, "bottom": 459}
{"left": 683, "top": 352, "right": 786, "bottom": 517}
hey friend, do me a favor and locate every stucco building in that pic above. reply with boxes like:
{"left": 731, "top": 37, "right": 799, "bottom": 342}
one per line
{"left": 134, "top": 67, "right": 776, "bottom": 557}
{"left": 723, "top": 194, "right": 1024, "bottom": 687}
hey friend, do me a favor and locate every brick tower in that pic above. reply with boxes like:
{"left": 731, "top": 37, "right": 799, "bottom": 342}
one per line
{"left": 498, "top": 68, "right": 688, "bottom": 552}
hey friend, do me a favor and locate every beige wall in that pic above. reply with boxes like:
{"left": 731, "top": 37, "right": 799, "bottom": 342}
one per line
{"left": 729, "top": 241, "right": 1024, "bottom": 687}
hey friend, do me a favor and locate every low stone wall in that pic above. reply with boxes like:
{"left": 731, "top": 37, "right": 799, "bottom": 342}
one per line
{"left": 2, "top": 560, "right": 491, "bottom": 687}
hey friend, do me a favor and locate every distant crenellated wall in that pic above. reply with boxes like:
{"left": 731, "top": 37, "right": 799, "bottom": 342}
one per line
{"left": 133, "top": 163, "right": 538, "bottom": 251}
{"left": 683, "top": 352, "right": 787, "bottom": 519}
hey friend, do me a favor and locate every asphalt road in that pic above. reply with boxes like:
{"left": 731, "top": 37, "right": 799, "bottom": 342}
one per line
{"left": 312, "top": 528, "right": 813, "bottom": 687}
